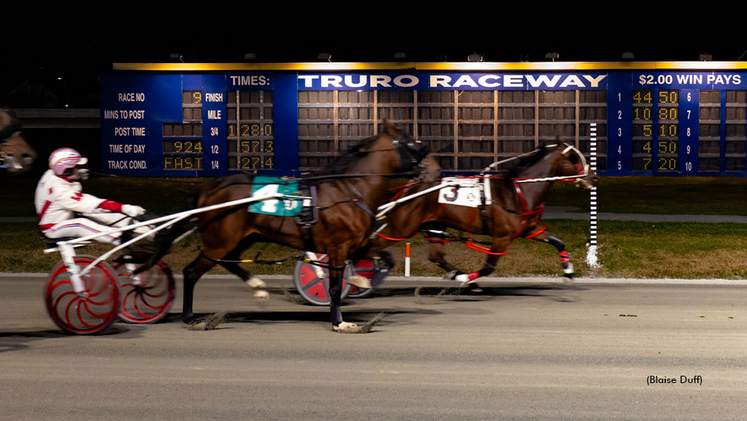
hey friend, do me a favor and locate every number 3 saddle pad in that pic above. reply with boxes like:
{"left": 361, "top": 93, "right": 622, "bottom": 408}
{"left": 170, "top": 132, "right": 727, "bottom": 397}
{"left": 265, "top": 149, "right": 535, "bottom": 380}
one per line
{"left": 248, "top": 176, "right": 303, "bottom": 216}
{"left": 437, "top": 177, "right": 482, "bottom": 208}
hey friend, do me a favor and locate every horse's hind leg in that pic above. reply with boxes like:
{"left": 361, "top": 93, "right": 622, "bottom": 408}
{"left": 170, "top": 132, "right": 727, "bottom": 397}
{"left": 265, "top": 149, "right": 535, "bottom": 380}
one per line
{"left": 427, "top": 241, "right": 462, "bottom": 279}
{"left": 182, "top": 253, "right": 217, "bottom": 323}
{"left": 219, "top": 259, "right": 269, "bottom": 301}
{"left": 213, "top": 237, "right": 268, "bottom": 300}
{"left": 453, "top": 237, "right": 509, "bottom": 284}
{"left": 530, "top": 231, "right": 574, "bottom": 280}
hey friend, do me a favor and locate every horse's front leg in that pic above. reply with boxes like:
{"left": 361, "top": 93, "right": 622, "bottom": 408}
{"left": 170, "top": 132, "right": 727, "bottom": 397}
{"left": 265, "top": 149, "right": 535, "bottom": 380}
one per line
{"left": 453, "top": 236, "right": 510, "bottom": 285}
{"left": 529, "top": 230, "right": 574, "bottom": 280}
{"left": 182, "top": 253, "right": 216, "bottom": 324}
{"left": 326, "top": 250, "right": 354, "bottom": 331}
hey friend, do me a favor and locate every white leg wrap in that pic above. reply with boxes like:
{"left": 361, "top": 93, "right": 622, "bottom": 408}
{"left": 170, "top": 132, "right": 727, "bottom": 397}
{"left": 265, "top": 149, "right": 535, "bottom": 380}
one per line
{"left": 564, "top": 262, "right": 574, "bottom": 275}
{"left": 454, "top": 273, "right": 471, "bottom": 284}
{"left": 246, "top": 277, "right": 269, "bottom": 300}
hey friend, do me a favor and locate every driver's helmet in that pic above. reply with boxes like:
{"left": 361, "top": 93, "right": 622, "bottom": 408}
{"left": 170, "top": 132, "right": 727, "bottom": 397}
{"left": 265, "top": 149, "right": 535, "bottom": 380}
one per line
{"left": 49, "top": 148, "right": 88, "bottom": 177}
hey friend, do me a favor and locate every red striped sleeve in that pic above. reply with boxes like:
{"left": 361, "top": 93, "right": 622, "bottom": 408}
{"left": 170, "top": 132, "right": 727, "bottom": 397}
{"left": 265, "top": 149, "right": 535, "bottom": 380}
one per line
{"left": 96, "top": 200, "right": 123, "bottom": 212}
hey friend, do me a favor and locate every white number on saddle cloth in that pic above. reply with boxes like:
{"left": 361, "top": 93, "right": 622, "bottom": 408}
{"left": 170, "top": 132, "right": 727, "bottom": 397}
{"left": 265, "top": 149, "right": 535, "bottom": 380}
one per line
{"left": 248, "top": 178, "right": 301, "bottom": 216}
{"left": 253, "top": 184, "right": 282, "bottom": 213}
{"left": 437, "top": 177, "right": 482, "bottom": 208}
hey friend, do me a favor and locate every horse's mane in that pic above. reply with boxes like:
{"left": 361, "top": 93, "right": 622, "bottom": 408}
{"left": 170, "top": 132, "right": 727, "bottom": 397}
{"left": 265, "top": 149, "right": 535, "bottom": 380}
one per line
{"left": 309, "top": 133, "right": 384, "bottom": 176}
{"left": 499, "top": 145, "right": 551, "bottom": 178}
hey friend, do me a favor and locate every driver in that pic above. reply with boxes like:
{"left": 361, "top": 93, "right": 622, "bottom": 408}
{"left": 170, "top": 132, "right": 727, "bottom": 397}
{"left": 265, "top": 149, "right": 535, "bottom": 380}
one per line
{"left": 35, "top": 148, "right": 147, "bottom": 245}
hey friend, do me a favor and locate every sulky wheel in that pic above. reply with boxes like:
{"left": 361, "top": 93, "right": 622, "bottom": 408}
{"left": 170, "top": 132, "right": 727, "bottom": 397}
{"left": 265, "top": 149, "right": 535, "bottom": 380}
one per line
{"left": 45, "top": 256, "right": 120, "bottom": 334}
{"left": 114, "top": 261, "right": 176, "bottom": 324}
{"left": 293, "top": 255, "right": 352, "bottom": 306}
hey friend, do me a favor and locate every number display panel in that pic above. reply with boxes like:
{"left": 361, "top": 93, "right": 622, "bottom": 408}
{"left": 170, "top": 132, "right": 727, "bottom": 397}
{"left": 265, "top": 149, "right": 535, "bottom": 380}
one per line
{"left": 101, "top": 65, "right": 747, "bottom": 177}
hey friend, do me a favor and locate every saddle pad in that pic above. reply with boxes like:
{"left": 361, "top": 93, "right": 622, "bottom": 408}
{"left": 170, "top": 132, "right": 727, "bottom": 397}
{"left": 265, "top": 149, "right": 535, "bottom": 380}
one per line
{"left": 248, "top": 176, "right": 302, "bottom": 216}
{"left": 437, "top": 177, "right": 482, "bottom": 208}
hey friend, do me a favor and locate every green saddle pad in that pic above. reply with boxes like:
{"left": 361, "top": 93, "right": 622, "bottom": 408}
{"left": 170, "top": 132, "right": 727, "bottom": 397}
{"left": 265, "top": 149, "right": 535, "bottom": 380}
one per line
{"left": 248, "top": 176, "right": 302, "bottom": 216}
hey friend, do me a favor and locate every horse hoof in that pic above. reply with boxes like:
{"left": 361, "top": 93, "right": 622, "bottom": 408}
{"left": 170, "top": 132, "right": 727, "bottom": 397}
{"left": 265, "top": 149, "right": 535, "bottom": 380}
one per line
{"left": 443, "top": 270, "right": 458, "bottom": 280}
{"left": 246, "top": 277, "right": 266, "bottom": 289}
{"left": 332, "top": 314, "right": 382, "bottom": 333}
{"left": 187, "top": 311, "right": 227, "bottom": 331}
{"left": 247, "top": 277, "right": 269, "bottom": 300}
{"left": 454, "top": 273, "right": 473, "bottom": 284}
{"left": 563, "top": 262, "right": 574, "bottom": 276}
{"left": 348, "top": 275, "right": 371, "bottom": 289}
{"left": 332, "top": 321, "right": 360, "bottom": 332}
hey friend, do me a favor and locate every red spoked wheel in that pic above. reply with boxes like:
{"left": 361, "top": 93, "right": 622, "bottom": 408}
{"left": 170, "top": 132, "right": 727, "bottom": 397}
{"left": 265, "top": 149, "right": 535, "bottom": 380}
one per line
{"left": 45, "top": 256, "right": 120, "bottom": 335}
{"left": 293, "top": 255, "right": 352, "bottom": 306}
{"left": 114, "top": 261, "right": 175, "bottom": 324}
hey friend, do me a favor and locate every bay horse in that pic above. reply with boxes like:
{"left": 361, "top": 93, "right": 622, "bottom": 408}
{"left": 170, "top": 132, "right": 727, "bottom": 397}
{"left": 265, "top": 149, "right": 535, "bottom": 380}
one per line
{"left": 0, "top": 109, "right": 37, "bottom": 174}
{"left": 147, "top": 122, "right": 429, "bottom": 332}
{"left": 360, "top": 139, "right": 597, "bottom": 284}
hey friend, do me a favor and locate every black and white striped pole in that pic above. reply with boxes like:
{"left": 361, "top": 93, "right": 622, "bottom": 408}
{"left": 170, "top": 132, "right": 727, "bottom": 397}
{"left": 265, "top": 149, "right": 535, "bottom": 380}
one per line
{"left": 586, "top": 123, "right": 600, "bottom": 267}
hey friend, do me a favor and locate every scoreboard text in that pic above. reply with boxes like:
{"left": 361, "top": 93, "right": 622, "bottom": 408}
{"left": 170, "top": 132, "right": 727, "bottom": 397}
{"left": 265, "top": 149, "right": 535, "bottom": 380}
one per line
{"left": 100, "top": 63, "right": 747, "bottom": 177}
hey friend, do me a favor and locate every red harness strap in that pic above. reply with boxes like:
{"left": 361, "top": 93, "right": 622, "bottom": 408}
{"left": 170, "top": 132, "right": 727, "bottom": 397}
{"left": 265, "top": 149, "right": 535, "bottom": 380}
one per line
{"left": 524, "top": 225, "right": 548, "bottom": 239}
{"left": 464, "top": 180, "right": 548, "bottom": 255}
{"left": 465, "top": 241, "right": 509, "bottom": 256}
{"left": 377, "top": 233, "right": 407, "bottom": 242}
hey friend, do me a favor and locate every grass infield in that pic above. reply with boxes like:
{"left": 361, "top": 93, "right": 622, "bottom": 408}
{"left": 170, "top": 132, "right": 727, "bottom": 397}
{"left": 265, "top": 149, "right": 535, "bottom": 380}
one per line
{"left": 4, "top": 175, "right": 747, "bottom": 279}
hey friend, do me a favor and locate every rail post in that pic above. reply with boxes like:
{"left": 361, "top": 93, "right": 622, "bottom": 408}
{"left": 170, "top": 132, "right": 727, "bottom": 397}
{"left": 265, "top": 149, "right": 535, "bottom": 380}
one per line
{"left": 405, "top": 243, "right": 411, "bottom": 277}
{"left": 586, "top": 123, "right": 600, "bottom": 268}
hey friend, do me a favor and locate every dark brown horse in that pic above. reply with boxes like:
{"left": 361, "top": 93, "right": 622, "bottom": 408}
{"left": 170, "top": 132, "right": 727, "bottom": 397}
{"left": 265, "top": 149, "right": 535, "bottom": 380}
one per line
{"left": 147, "top": 122, "right": 429, "bottom": 332}
{"left": 359, "top": 140, "right": 597, "bottom": 284}
{"left": 0, "top": 109, "right": 37, "bottom": 174}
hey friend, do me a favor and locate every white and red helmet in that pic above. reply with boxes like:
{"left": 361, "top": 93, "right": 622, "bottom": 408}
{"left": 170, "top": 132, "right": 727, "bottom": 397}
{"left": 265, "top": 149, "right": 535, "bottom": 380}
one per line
{"left": 49, "top": 148, "right": 88, "bottom": 176}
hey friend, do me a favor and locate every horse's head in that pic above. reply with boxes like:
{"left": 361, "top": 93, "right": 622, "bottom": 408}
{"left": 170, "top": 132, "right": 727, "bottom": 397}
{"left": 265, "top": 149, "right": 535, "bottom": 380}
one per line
{"left": 417, "top": 154, "right": 441, "bottom": 183}
{"left": 551, "top": 139, "right": 597, "bottom": 190}
{"left": 0, "top": 110, "right": 37, "bottom": 174}
{"left": 381, "top": 120, "right": 430, "bottom": 173}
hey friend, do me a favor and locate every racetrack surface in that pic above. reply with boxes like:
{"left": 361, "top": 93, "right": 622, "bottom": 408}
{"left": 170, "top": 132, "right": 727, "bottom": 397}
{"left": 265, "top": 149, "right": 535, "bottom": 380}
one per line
{"left": 1, "top": 274, "right": 745, "bottom": 420}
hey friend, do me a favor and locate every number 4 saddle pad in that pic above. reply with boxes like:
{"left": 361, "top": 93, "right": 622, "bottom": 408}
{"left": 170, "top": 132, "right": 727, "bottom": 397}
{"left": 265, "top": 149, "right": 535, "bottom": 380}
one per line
{"left": 247, "top": 176, "right": 303, "bottom": 216}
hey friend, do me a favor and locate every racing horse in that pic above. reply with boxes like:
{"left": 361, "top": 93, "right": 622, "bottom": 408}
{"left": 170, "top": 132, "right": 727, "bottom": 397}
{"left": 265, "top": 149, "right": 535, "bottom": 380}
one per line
{"left": 146, "top": 121, "right": 430, "bottom": 332}
{"left": 0, "top": 109, "right": 37, "bottom": 174}
{"left": 361, "top": 139, "right": 597, "bottom": 284}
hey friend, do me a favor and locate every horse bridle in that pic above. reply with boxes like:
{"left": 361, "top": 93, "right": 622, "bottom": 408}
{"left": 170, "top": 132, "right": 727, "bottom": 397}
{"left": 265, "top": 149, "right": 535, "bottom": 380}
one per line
{"left": 390, "top": 132, "right": 427, "bottom": 173}
{"left": 480, "top": 143, "right": 590, "bottom": 184}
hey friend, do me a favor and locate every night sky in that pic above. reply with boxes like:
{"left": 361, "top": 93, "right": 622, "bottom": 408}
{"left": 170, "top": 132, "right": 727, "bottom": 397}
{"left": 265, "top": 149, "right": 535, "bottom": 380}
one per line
{"left": 2, "top": 12, "right": 741, "bottom": 108}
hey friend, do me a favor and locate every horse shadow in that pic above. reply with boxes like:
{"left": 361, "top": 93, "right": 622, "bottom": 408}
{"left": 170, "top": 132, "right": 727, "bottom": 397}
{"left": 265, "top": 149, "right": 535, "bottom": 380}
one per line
{"left": 171, "top": 280, "right": 587, "bottom": 331}
{"left": 376, "top": 281, "right": 588, "bottom": 303}
{"left": 0, "top": 324, "right": 147, "bottom": 352}
{"left": 172, "top": 305, "right": 443, "bottom": 332}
